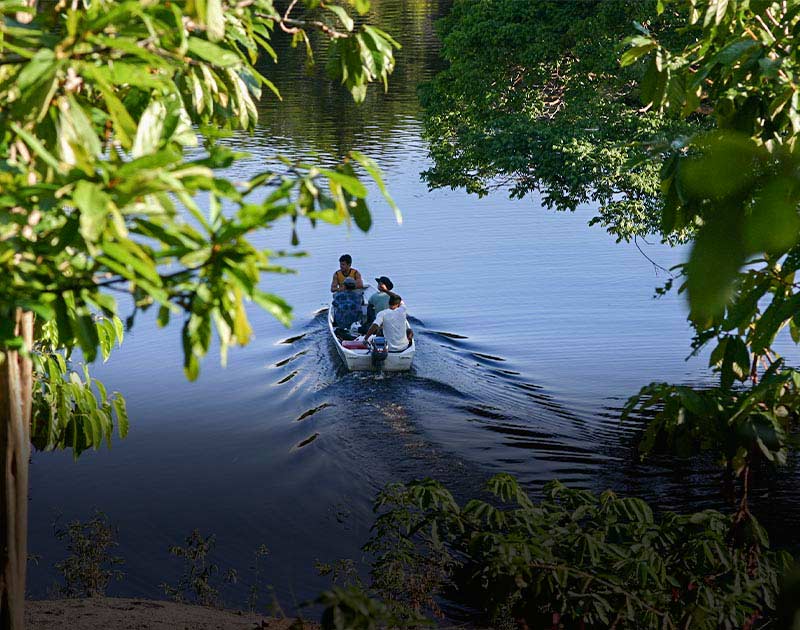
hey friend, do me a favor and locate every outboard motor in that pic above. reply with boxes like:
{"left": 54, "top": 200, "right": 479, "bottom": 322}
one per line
{"left": 371, "top": 336, "right": 388, "bottom": 369}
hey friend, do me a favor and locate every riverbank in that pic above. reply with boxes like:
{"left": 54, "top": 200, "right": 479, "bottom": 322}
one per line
{"left": 25, "top": 597, "right": 314, "bottom": 629}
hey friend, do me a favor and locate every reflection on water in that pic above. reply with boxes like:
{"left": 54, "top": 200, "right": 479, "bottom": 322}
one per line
{"left": 27, "top": 0, "right": 800, "bottom": 610}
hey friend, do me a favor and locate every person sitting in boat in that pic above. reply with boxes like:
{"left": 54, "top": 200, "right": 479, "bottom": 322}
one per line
{"left": 360, "top": 275, "right": 398, "bottom": 332}
{"left": 364, "top": 294, "right": 413, "bottom": 351}
{"left": 330, "top": 254, "right": 363, "bottom": 292}
{"left": 333, "top": 277, "right": 363, "bottom": 329}
{"left": 368, "top": 276, "right": 394, "bottom": 318}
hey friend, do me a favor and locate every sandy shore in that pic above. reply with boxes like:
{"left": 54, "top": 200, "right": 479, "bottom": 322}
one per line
{"left": 25, "top": 597, "right": 315, "bottom": 630}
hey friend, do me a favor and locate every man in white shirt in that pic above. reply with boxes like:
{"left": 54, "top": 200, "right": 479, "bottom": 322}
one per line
{"left": 364, "top": 295, "right": 413, "bottom": 351}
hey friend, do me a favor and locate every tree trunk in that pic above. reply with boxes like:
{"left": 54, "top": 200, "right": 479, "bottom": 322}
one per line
{"left": 1, "top": 310, "right": 34, "bottom": 630}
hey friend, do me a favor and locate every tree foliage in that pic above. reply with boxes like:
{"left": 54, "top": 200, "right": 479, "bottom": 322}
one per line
{"left": 350, "top": 474, "right": 793, "bottom": 629}
{"left": 622, "top": 0, "right": 800, "bottom": 320}
{"left": 0, "top": 0, "right": 399, "bottom": 450}
{"left": 420, "top": 0, "right": 696, "bottom": 242}
{"left": 418, "top": 6, "right": 800, "bottom": 618}
{"left": 423, "top": 0, "right": 800, "bottom": 536}
{"left": 625, "top": 365, "right": 800, "bottom": 469}
{"left": 31, "top": 313, "right": 128, "bottom": 457}
{"left": 621, "top": 1, "right": 800, "bottom": 511}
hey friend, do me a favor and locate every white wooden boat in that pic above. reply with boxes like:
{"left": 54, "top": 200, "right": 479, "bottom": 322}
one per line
{"left": 328, "top": 290, "right": 415, "bottom": 372}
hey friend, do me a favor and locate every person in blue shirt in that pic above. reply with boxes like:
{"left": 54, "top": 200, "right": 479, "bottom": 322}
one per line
{"left": 333, "top": 277, "right": 363, "bottom": 328}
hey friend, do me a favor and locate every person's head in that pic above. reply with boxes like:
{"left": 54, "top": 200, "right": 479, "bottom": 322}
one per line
{"left": 388, "top": 294, "right": 402, "bottom": 308}
{"left": 343, "top": 277, "right": 357, "bottom": 291}
{"left": 375, "top": 276, "right": 393, "bottom": 292}
{"left": 339, "top": 254, "right": 352, "bottom": 272}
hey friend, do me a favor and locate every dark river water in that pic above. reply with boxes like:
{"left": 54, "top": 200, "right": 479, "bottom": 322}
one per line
{"left": 27, "top": 0, "right": 800, "bottom": 610}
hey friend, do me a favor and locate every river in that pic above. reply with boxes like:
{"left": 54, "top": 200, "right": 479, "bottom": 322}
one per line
{"left": 27, "top": 0, "right": 800, "bottom": 610}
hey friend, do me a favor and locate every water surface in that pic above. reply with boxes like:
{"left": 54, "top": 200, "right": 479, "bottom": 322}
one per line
{"left": 28, "top": 0, "right": 800, "bottom": 608}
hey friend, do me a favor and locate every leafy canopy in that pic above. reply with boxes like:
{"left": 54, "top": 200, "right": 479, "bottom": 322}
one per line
{"left": 420, "top": 0, "right": 696, "bottom": 242}
{"left": 622, "top": 0, "right": 800, "bottom": 319}
{"left": 620, "top": 0, "right": 800, "bottom": 483}
{"left": 421, "top": 0, "right": 800, "bottom": 507}
{"left": 0, "top": 0, "right": 399, "bottom": 453}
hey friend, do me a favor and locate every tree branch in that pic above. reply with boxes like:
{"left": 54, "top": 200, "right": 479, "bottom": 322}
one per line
{"left": 255, "top": 4, "right": 350, "bottom": 40}
{"left": 634, "top": 235, "right": 674, "bottom": 276}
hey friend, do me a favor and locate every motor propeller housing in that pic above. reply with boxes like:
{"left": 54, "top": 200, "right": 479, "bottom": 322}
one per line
{"left": 370, "top": 336, "right": 389, "bottom": 368}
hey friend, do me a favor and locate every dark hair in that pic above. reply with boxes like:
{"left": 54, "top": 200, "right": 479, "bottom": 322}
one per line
{"left": 339, "top": 254, "right": 352, "bottom": 264}
{"left": 389, "top": 295, "right": 402, "bottom": 306}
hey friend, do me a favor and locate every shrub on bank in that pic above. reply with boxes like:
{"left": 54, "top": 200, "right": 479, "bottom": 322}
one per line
{"left": 319, "top": 474, "right": 794, "bottom": 629}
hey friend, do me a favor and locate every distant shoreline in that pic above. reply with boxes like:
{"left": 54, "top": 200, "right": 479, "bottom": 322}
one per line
{"left": 25, "top": 597, "right": 314, "bottom": 630}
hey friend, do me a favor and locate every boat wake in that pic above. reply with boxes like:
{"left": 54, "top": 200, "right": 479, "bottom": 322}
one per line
{"left": 265, "top": 312, "right": 627, "bottom": 494}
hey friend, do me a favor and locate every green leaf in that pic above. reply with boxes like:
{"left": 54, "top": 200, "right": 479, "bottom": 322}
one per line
{"left": 105, "top": 62, "right": 168, "bottom": 90}
{"left": 182, "top": 321, "right": 199, "bottom": 381}
{"left": 232, "top": 289, "right": 253, "bottom": 345}
{"left": 81, "top": 65, "right": 137, "bottom": 148}
{"left": 321, "top": 168, "right": 368, "bottom": 197}
{"left": 74, "top": 314, "right": 99, "bottom": 363}
{"left": 99, "top": 240, "right": 161, "bottom": 286}
{"left": 751, "top": 295, "right": 800, "bottom": 354}
{"left": 639, "top": 57, "right": 659, "bottom": 106}
{"left": 57, "top": 95, "right": 103, "bottom": 168}
{"left": 53, "top": 295, "right": 74, "bottom": 347}
{"left": 327, "top": 5, "right": 354, "bottom": 31}
{"left": 73, "top": 181, "right": 111, "bottom": 243}
{"left": 790, "top": 318, "right": 800, "bottom": 344}
{"left": 252, "top": 290, "right": 292, "bottom": 326}
{"left": 704, "top": 0, "right": 729, "bottom": 26}
{"left": 715, "top": 0, "right": 729, "bottom": 25}
{"left": 721, "top": 336, "right": 750, "bottom": 388}
{"left": 132, "top": 99, "right": 167, "bottom": 158}
{"left": 10, "top": 122, "right": 62, "bottom": 172}
{"left": 112, "top": 316, "right": 124, "bottom": 346}
{"left": 714, "top": 39, "right": 758, "bottom": 65}
{"left": 97, "top": 320, "right": 114, "bottom": 361}
{"left": 350, "top": 151, "right": 401, "bottom": 224}
{"left": 206, "top": 0, "right": 225, "bottom": 42}
{"left": 620, "top": 42, "right": 656, "bottom": 68}
{"left": 349, "top": 197, "right": 371, "bottom": 232}
{"left": 687, "top": 215, "right": 745, "bottom": 324}
{"left": 188, "top": 37, "right": 241, "bottom": 68}
{"left": 308, "top": 208, "right": 344, "bottom": 225}
{"left": 17, "top": 48, "right": 56, "bottom": 91}
{"left": 16, "top": 298, "right": 55, "bottom": 321}
{"left": 351, "top": 0, "right": 370, "bottom": 15}
{"left": 157, "top": 305, "right": 171, "bottom": 328}
{"left": 113, "top": 395, "right": 129, "bottom": 439}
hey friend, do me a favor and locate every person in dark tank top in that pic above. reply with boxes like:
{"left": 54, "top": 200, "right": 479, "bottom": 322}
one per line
{"left": 330, "top": 253, "right": 363, "bottom": 292}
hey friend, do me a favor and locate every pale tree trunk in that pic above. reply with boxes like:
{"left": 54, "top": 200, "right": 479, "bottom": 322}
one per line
{"left": 0, "top": 310, "right": 34, "bottom": 630}
{"left": 6, "top": 1, "right": 41, "bottom": 625}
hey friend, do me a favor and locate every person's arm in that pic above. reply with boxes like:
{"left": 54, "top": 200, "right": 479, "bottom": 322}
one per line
{"left": 365, "top": 311, "right": 383, "bottom": 342}
{"left": 354, "top": 269, "right": 364, "bottom": 289}
{"left": 364, "top": 323, "right": 379, "bottom": 341}
{"left": 383, "top": 287, "right": 405, "bottom": 306}
{"left": 331, "top": 272, "right": 339, "bottom": 293}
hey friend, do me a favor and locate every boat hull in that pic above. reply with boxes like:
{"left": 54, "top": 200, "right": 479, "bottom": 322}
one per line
{"left": 328, "top": 302, "right": 415, "bottom": 372}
